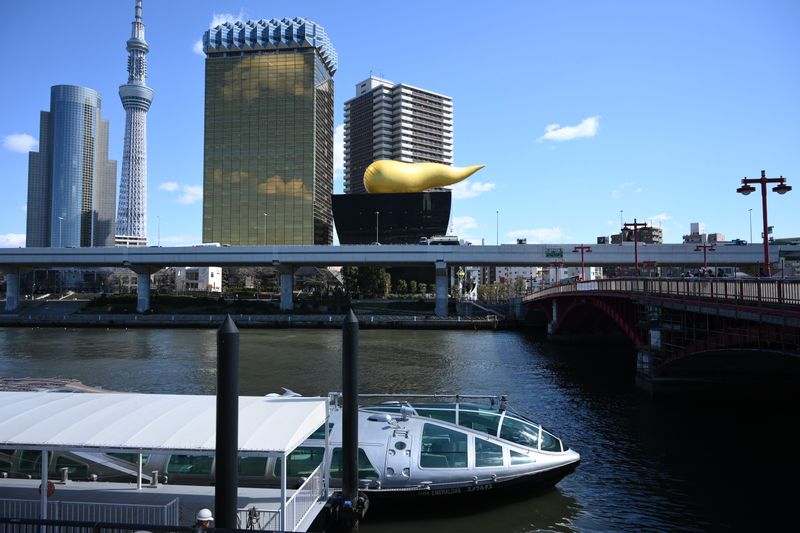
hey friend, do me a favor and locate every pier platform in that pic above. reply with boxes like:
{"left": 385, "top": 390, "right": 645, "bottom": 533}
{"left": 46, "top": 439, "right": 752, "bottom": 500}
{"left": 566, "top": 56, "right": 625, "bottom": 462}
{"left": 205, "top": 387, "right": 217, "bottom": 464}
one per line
{"left": 0, "top": 478, "right": 328, "bottom": 531}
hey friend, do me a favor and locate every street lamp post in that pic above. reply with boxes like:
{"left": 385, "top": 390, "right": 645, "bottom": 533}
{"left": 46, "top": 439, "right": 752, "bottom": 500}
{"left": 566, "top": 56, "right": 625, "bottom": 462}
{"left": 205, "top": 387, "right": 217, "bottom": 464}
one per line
{"left": 157, "top": 216, "right": 160, "bottom": 247}
{"left": 57, "top": 216, "right": 64, "bottom": 248}
{"left": 737, "top": 170, "right": 791, "bottom": 277}
{"left": 694, "top": 239, "right": 716, "bottom": 270}
{"left": 375, "top": 211, "right": 379, "bottom": 244}
{"left": 623, "top": 218, "right": 648, "bottom": 276}
{"left": 572, "top": 244, "right": 593, "bottom": 281}
{"left": 496, "top": 210, "right": 499, "bottom": 245}
{"left": 748, "top": 208, "right": 753, "bottom": 244}
{"left": 619, "top": 210, "right": 623, "bottom": 245}
{"left": 263, "top": 213, "right": 268, "bottom": 246}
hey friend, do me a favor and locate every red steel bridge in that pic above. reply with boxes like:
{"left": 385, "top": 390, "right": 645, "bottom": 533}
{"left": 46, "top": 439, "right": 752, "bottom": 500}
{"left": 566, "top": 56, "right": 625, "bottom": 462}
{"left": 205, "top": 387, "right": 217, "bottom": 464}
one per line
{"left": 523, "top": 278, "right": 800, "bottom": 394}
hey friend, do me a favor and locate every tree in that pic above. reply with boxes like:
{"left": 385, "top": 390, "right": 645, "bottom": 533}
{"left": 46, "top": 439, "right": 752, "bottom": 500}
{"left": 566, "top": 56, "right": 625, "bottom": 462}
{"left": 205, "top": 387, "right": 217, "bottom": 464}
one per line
{"left": 396, "top": 279, "right": 408, "bottom": 294}
{"left": 418, "top": 282, "right": 427, "bottom": 295}
{"left": 409, "top": 280, "right": 418, "bottom": 294}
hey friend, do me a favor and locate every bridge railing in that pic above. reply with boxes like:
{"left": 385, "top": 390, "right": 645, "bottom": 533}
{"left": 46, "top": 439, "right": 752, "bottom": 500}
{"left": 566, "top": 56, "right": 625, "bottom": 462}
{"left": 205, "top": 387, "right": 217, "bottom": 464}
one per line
{"left": 525, "top": 278, "right": 800, "bottom": 306}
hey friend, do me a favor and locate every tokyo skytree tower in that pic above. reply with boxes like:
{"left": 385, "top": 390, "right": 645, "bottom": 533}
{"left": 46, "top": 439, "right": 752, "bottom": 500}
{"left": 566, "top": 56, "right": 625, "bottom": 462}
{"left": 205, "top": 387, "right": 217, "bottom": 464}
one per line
{"left": 116, "top": 0, "right": 153, "bottom": 246}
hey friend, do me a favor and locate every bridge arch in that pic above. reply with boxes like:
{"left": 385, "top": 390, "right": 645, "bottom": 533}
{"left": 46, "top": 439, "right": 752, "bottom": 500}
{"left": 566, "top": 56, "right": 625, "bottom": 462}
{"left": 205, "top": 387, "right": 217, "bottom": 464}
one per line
{"left": 551, "top": 296, "right": 645, "bottom": 349}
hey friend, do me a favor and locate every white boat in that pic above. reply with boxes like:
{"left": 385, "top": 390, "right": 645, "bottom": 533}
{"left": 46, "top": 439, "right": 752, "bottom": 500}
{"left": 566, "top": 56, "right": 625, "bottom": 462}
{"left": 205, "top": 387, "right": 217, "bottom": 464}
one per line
{"left": 0, "top": 392, "right": 579, "bottom": 502}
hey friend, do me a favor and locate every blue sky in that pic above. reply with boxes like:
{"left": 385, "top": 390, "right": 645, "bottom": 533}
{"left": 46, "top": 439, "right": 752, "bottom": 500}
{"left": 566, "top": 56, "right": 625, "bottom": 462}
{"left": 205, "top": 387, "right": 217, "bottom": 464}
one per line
{"left": 2, "top": 0, "right": 798, "bottom": 247}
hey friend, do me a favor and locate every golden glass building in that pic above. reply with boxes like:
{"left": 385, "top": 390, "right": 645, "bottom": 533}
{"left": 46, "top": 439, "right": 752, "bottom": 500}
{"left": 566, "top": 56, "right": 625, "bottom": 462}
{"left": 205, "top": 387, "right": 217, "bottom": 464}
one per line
{"left": 202, "top": 18, "right": 337, "bottom": 245}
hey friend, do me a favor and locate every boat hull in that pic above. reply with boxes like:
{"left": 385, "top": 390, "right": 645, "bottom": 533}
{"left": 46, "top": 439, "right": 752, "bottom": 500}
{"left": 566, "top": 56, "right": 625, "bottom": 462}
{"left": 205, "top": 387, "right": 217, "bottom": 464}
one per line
{"left": 362, "top": 460, "right": 579, "bottom": 504}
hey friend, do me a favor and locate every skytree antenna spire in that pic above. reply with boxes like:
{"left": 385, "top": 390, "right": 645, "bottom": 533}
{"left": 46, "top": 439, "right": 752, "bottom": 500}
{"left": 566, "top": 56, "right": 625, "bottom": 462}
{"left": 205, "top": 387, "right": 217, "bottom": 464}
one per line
{"left": 116, "top": 0, "right": 153, "bottom": 247}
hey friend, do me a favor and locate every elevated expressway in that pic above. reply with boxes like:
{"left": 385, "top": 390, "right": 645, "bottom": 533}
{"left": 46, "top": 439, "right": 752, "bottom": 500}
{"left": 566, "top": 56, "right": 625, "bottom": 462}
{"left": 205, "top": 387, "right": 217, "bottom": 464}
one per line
{"left": 0, "top": 243, "right": 788, "bottom": 315}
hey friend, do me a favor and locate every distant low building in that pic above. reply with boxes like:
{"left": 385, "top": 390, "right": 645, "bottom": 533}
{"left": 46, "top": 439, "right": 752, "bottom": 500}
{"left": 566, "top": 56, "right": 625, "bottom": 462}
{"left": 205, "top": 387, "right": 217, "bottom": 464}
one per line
{"left": 611, "top": 226, "right": 663, "bottom": 244}
{"left": 683, "top": 222, "right": 724, "bottom": 244}
{"left": 175, "top": 267, "right": 222, "bottom": 293}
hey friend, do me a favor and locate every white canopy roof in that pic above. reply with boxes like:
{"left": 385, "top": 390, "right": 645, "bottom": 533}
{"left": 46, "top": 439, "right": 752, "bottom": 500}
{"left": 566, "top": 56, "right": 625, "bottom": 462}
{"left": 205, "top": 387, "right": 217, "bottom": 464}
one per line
{"left": 0, "top": 392, "right": 327, "bottom": 456}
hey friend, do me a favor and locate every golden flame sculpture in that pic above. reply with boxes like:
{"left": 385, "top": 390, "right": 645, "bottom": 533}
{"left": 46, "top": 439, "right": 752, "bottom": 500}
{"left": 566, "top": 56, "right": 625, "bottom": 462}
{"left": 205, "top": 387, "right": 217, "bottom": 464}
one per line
{"left": 363, "top": 160, "right": 485, "bottom": 193}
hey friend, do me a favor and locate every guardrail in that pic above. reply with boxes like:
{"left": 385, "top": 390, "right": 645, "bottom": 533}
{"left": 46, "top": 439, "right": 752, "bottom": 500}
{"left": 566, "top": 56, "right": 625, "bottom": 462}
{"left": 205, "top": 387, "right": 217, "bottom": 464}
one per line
{"left": 525, "top": 278, "right": 800, "bottom": 306}
{"left": 0, "top": 496, "right": 179, "bottom": 526}
{"left": 233, "top": 464, "right": 324, "bottom": 531}
{"left": 285, "top": 463, "right": 325, "bottom": 531}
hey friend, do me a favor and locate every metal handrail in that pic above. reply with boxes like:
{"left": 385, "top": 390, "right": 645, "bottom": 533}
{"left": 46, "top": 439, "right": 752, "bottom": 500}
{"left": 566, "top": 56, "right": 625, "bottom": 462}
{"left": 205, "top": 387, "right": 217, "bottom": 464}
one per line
{"left": 525, "top": 277, "right": 800, "bottom": 306}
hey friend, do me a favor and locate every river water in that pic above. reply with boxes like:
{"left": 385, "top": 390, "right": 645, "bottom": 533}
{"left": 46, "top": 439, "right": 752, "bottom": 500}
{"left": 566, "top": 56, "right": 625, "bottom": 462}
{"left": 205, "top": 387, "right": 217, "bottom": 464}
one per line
{"left": 0, "top": 327, "right": 794, "bottom": 532}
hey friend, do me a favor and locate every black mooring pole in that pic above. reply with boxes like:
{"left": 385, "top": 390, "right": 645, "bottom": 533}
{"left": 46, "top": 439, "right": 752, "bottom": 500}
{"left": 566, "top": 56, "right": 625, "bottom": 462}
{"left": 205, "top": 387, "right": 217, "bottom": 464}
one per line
{"left": 342, "top": 309, "right": 359, "bottom": 506}
{"left": 216, "top": 315, "right": 239, "bottom": 529}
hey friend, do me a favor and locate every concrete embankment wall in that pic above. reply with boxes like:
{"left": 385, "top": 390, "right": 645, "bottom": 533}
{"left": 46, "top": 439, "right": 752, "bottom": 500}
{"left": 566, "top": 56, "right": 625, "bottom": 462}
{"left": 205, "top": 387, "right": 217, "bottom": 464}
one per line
{"left": 0, "top": 313, "right": 506, "bottom": 330}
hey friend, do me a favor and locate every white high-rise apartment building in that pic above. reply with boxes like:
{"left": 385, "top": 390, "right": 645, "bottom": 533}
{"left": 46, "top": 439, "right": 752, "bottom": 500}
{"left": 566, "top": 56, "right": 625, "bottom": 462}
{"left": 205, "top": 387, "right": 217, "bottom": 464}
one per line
{"left": 343, "top": 77, "right": 453, "bottom": 194}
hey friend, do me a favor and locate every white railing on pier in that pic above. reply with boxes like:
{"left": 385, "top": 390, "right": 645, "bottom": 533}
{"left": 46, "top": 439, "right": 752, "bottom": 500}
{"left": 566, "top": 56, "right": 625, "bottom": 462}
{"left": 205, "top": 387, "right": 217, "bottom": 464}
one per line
{"left": 234, "top": 464, "right": 324, "bottom": 532}
{"left": 286, "top": 463, "right": 325, "bottom": 531}
{"left": 525, "top": 278, "right": 800, "bottom": 307}
{"left": 0, "top": 496, "right": 180, "bottom": 526}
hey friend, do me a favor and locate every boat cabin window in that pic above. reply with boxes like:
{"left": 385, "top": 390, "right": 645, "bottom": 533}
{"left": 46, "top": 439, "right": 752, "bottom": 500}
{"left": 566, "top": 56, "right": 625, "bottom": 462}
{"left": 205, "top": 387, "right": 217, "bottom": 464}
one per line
{"left": 420, "top": 424, "right": 467, "bottom": 468}
{"left": 166, "top": 455, "right": 214, "bottom": 475}
{"left": 309, "top": 422, "right": 334, "bottom": 440}
{"left": 474, "top": 438, "right": 504, "bottom": 467}
{"left": 500, "top": 416, "right": 540, "bottom": 449}
{"left": 409, "top": 403, "right": 458, "bottom": 424}
{"left": 0, "top": 449, "right": 15, "bottom": 456}
{"left": 0, "top": 457, "right": 10, "bottom": 474}
{"left": 330, "top": 448, "right": 379, "bottom": 480}
{"left": 540, "top": 430, "right": 563, "bottom": 452}
{"left": 274, "top": 446, "right": 325, "bottom": 477}
{"left": 107, "top": 453, "right": 150, "bottom": 465}
{"left": 19, "top": 451, "right": 51, "bottom": 474}
{"left": 238, "top": 455, "right": 268, "bottom": 476}
{"left": 55, "top": 456, "right": 88, "bottom": 477}
{"left": 458, "top": 409, "right": 501, "bottom": 436}
{"left": 510, "top": 450, "right": 536, "bottom": 465}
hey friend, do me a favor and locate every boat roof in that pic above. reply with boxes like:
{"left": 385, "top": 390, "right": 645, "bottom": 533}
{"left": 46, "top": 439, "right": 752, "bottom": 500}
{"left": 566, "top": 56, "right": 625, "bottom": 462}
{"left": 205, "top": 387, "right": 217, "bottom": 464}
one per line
{"left": 0, "top": 392, "right": 327, "bottom": 456}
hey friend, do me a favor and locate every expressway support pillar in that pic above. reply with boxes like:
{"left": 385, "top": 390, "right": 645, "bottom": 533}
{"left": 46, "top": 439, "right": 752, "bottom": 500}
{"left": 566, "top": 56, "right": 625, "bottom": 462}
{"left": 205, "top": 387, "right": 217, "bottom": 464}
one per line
{"left": 130, "top": 265, "right": 160, "bottom": 314}
{"left": 435, "top": 261, "right": 448, "bottom": 317}
{"left": 136, "top": 272, "right": 151, "bottom": 314}
{"left": 279, "top": 265, "right": 294, "bottom": 311}
{"left": 547, "top": 299, "right": 558, "bottom": 335}
{"left": 4, "top": 269, "right": 19, "bottom": 312}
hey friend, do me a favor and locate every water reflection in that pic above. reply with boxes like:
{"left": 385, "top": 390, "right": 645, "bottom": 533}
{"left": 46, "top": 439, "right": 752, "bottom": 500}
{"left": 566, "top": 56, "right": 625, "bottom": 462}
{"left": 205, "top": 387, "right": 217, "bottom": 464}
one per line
{"left": 0, "top": 327, "right": 794, "bottom": 531}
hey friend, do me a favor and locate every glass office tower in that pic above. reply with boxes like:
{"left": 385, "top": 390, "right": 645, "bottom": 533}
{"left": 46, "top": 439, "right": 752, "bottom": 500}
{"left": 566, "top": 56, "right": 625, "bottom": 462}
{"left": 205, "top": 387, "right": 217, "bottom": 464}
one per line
{"left": 202, "top": 18, "right": 337, "bottom": 245}
{"left": 26, "top": 85, "right": 117, "bottom": 248}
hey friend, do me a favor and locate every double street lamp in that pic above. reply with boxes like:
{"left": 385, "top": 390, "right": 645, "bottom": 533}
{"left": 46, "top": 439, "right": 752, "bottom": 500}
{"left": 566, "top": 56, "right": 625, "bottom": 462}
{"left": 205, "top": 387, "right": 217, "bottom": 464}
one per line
{"left": 737, "top": 170, "right": 791, "bottom": 277}
{"left": 694, "top": 239, "right": 715, "bottom": 270}
{"left": 623, "top": 218, "right": 648, "bottom": 276}
{"left": 572, "top": 244, "right": 592, "bottom": 281}
{"left": 375, "top": 211, "right": 380, "bottom": 244}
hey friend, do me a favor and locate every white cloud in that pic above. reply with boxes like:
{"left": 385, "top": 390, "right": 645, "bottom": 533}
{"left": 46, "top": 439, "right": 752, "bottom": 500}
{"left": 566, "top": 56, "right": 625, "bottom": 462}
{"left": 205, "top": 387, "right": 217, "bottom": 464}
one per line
{"left": 0, "top": 233, "right": 26, "bottom": 247}
{"left": 3, "top": 133, "right": 38, "bottom": 153}
{"left": 538, "top": 116, "right": 600, "bottom": 142}
{"left": 194, "top": 10, "right": 248, "bottom": 55}
{"left": 159, "top": 181, "right": 180, "bottom": 192}
{"left": 178, "top": 185, "right": 203, "bottom": 204}
{"left": 508, "top": 227, "right": 566, "bottom": 243}
{"left": 449, "top": 216, "right": 481, "bottom": 244}
{"left": 333, "top": 124, "right": 344, "bottom": 192}
{"left": 611, "top": 181, "right": 634, "bottom": 199}
{"left": 450, "top": 181, "right": 496, "bottom": 200}
{"left": 649, "top": 213, "right": 672, "bottom": 222}
{"left": 210, "top": 11, "right": 247, "bottom": 27}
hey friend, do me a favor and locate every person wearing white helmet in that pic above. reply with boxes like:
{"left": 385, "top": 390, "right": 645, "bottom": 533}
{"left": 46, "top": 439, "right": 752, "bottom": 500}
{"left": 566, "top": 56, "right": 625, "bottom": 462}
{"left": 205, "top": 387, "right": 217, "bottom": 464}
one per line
{"left": 194, "top": 508, "right": 214, "bottom": 531}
